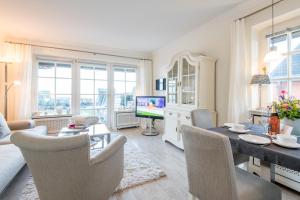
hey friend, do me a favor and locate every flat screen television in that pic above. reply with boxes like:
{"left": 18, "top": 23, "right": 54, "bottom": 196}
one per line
{"left": 155, "top": 78, "right": 166, "bottom": 91}
{"left": 136, "top": 96, "right": 165, "bottom": 120}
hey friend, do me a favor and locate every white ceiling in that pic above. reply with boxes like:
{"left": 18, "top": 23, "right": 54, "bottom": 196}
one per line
{"left": 0, "top": 0, "right": 248, "bottom": 53}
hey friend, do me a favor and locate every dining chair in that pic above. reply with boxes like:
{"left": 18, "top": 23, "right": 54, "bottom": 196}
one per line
{"left": 11, "top": 131, "right": 127, "bottom": 200}
{"left": 191, "top": 109, "right": 213, "bottom": 129}
{"left": 191, "top": 109, "right": 249, "bottom": 165}
{"left": 181, "top": 125, "right": 281, "bottom": 200}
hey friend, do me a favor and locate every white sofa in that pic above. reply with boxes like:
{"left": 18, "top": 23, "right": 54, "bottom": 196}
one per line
{"left": 0, "top": 113, "right": 47, "bottom": 193}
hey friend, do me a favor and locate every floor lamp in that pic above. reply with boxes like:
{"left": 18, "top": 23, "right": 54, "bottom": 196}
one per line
{"left": 0, "top": 42, "right": 21, "bottom": 119}
{"left": 0, "top": 61, "right": 20, "bottom": 120}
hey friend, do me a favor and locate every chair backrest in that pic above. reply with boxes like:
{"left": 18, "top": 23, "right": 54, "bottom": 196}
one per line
{"left": 11, "top": 132, "right": 91, "bottom": 200}
{"left": 191, "top": 109, "right": 213, "bottom": 129}
{"left": 181, "top": 125, "right": 238, "bottom": 200}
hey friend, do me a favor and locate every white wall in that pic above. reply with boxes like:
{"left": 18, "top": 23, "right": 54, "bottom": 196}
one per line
{"left": 152, "top": 0, "right": 300, "bottom": 126}
{"left": 0, "top": 32, "right": 4, "bottom": 116}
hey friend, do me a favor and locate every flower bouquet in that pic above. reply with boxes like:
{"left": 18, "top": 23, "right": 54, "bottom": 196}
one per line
{"left": 272, "top": 90, "right": 300, "bottom": 120}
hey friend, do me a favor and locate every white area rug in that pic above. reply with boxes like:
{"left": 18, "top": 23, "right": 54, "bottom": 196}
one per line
{"left": 19, "top": 143, "right": 166, "bottom": 200}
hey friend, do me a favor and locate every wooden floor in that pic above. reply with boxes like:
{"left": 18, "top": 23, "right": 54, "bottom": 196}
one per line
{"left": 1, "top": 127, "right": 299, "bottom": 200}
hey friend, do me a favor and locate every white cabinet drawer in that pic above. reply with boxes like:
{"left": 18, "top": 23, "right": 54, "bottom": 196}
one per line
{"left": 165, "top": 110, "right": 178, "bottom": 119}
{"left": 178, "top": 113, "right": 192, "bottom": 122}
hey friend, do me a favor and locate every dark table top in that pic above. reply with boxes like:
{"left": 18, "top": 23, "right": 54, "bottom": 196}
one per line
{"left": 209, "top": 126, "right": 300, "bottom": 171}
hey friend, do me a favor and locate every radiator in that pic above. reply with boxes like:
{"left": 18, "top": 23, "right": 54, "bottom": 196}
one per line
{"left": 33, "top": 115, "right": 72, "bottom": 135}
{"left": 113, "top": 110, "right": 140, "bottom": 130}
{"left": 249, "top": 157, "right": 300, "bottom": 192}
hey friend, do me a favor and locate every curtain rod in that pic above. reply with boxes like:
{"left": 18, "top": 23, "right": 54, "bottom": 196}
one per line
{"left": 5, "top": 41, "right": 152, "bottom": 62}
{"left": 236, "top": 0, "right": 285, "bottom": 21}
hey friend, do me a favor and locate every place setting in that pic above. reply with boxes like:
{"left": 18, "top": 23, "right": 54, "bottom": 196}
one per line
{"left": 224, "top": 123, "right": 250, "bottom": 134}
{"left": 223, "top": 122, "right": 300, "bottom": 149}
{"left": 272, "top": 134, "right": 300, "bottom": 149}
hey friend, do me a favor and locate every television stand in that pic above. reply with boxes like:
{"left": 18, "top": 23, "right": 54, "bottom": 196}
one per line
{"left": 142, "top": 118, "right": 159, "bottom": 136}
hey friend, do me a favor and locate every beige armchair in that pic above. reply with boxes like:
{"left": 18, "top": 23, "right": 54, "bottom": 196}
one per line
{"left": 11, "top": 132, "right": 127, "bottom": 200}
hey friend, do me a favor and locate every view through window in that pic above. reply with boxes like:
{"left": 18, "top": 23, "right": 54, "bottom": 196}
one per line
{"left": 268, "top": 29, "right": 300, "bottom": 101}
{"left": 36, "top": 60, "right": 137, "bottom": 124}
{"left": 37, "top": 61, "right": 72, "bottom": 114}
{"left": 113, "top": 67, "right": 136, "bottom": 110}
{"left": 80, "top": 64, "right": 108, "bottom": 123}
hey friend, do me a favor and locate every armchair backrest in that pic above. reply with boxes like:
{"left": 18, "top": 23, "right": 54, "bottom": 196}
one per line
{"left": 181, "top": 125, "right": 238, "bottom": 200}
{"left": 11, "top": 132, "right": 91, "bottom": 200}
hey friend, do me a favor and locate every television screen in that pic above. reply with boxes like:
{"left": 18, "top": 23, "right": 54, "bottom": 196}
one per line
{"left": 136, "top": 96, "right": 165, "bottom": 119}
{"left": 155, "top": 78, "right": 166, "bottom": 91}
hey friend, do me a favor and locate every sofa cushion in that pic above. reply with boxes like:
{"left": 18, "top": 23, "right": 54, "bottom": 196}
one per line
{"left": 0, "top": 113, "right": 11, "bottom": 139}
{"left": 0, "top": 144, "right": 25, "bottom": 193}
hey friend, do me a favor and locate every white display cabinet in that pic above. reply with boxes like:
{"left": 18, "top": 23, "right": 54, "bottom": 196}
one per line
{"left": 162, "top": 51, "right": 217, "bottom": 149}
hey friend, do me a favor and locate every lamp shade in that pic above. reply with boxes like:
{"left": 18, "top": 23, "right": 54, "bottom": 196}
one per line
{"left": 250, "top": 74, "right": 271, "bottom": 85}
{"left": 0, "top": 42, "right": 21, "bottom": 63}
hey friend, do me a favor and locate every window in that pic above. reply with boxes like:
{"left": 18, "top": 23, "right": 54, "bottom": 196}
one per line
{"left": 113, "top": 67, "right": 136, "bottom": 110}
{"left": 35, "top": 57, "right": 138, "bottom": 126}
{"left": 268, "top": 29, "right": 300, "bottom": 100}
{"left": 37, "top": 60, "right": 72, "bottom": 114}
{"left": 80, "top": 64, "right": 108, "bottom": 123}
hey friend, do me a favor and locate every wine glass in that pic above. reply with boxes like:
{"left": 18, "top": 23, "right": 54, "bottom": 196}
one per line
{"left": 260, "top": 116, "right": 269, "bottom": 134}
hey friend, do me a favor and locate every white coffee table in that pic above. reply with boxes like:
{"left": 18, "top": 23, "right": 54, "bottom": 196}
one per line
{"left": 58, "top": 124, "right": 118, "bottom": 152}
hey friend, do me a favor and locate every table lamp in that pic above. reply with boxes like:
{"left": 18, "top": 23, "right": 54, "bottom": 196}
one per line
{"left": 250, "top": 67, "right": 270, "bottom": 110}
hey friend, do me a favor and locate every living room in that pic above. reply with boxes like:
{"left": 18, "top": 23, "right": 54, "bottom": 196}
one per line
{"left": 1, "top": 0, "right": 300, "bottom": 200}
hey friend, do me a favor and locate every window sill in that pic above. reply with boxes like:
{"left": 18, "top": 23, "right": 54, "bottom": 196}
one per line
{"left": 32, "top": 114, "right": 73, "bottom": 120}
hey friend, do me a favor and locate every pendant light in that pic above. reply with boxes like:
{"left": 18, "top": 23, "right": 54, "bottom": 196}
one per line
{"left": 263, "top": 0, "right": 283, "bottom": 63}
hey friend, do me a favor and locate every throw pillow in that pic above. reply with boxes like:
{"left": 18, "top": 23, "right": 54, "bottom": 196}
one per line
{"left": 0, "top": 113, "right": 11, "bottom": 139}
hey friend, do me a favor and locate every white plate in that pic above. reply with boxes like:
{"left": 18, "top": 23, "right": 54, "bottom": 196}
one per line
{"left": 229, "top": 127, "right": 249, "bottom": 133}
{"left": 224, "top": 123, "right": 245, "bottom": 128}
{"left": 272, "top": 139, "right": 300, "bottom": 149}
{"left": 239, "top": 134, "right": 271, "bottom": 145}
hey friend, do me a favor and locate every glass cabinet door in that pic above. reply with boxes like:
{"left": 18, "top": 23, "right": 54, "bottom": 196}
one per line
{"left": 181, "top": 58, "right": 196, "bottom": 105}
{"left": 167, "top": 61, "right": 178, "bottom": 104}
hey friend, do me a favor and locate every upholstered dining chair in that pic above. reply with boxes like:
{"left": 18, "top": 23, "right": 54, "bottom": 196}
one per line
{"left": 190, "top": 109, "right": 249, "bottom": 165}
{"left": 191, "top": 109, "right": 213, "bottom": 129}
{"left": 11, "top": 132, "right": 127, "bottom": 200}
{"left": 181, "top": 125, "right": 281, "bottom": 200}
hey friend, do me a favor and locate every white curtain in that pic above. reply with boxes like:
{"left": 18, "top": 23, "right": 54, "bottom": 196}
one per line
{"left": 3, "top": 43, "right": 32, "bottom": 120}
{"left": 137, "top": 59, "right": 152, "bottom": 96}
{"left": 228, "top": 19, "right": 251, "bottom": 123}
{"left": 137, "top": 59, "right": 153, "bottom": 129}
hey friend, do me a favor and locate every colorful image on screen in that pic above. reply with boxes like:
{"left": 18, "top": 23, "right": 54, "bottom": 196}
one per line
{"left": 136, "top": 96, "right": 165, "bottom": 119}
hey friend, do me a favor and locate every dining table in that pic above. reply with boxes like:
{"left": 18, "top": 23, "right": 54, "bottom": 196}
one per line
{"left": 209, "top": 124, "right": 300, "bottom": 172}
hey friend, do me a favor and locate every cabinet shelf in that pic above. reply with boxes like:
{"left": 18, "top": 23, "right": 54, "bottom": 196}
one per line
{"left": 182, "top": 74, "right": 196, "bottom": 77}
{"left": 182, "top": 91, "right": 195, "bottom": 93}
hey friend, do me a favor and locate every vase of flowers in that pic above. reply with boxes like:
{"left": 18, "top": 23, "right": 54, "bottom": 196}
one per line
{"left": 272, "top": 90, "right": 300, "bottom": 136}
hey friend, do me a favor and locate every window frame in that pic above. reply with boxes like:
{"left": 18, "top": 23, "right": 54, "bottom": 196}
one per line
{"left": 36, "top": 59, "right": 73, "bottom": 114}
{"left": 79, "top": 62, "right": 108, "bottom": 123}
{"left": 113, "top": 66, "right": 137, "bottom": 110}
{"left": 268, "top": 29, "right": 300, "bottom": 100}
{"left": 33, "top": 57, "right": 139, "bottom": 127}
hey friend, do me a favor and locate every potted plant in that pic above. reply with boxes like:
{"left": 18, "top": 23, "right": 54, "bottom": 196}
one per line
{"left": 272, "top": 90, "right": 300, "bottom": 136}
